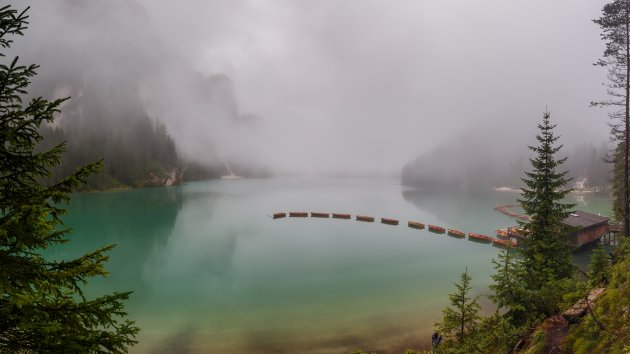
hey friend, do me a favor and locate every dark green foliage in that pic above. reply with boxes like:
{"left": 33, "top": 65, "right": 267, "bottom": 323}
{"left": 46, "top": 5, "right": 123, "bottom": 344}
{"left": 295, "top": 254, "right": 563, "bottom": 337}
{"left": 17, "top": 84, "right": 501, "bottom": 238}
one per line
{"left": 589, "top": 245, "right": 611, "bottom": 287}
{"left": 610, "top": 142, "right": 626, "bottom": 222}
{"left": 489, "top": 246, "right": 528, "bottom": 320}
{"left": 485, "top": 112, "right": 579, "bottom": 325}
{"left": 593, "top": 0, "right": 630, "bottom": 236}
{"left": 451, "top": 313, "right": 521, "bottom": 354}
{"left": 518, "top": 111, "right": 575, "bottom": 285}
{"left": 435, "top": 269, "right": 480, "bottom": 344}
{"left": 40, "top": 114, "right": 180, "bottom": 190}
{"left": 0, "top": 4, "right": 138, "bottom": 352}
{"left": 563, "top": 239, "right": 630, "bottom": 353}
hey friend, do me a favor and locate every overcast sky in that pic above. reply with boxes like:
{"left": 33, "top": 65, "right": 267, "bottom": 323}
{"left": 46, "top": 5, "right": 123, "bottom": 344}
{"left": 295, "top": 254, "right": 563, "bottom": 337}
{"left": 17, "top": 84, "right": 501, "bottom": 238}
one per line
{"left": 20, "top": 1, "right": 611, "bottom": 176}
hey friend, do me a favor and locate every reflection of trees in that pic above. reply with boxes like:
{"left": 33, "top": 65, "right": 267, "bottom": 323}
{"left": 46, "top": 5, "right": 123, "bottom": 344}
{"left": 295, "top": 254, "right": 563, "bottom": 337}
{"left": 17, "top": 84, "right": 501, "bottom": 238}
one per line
{"left": 402, "top": 189, "right": 518, "bottom": 233}
{"left": 54, "top": 187, "right": 183, "bottom": 294}
{"left": 142, "top": 186, "right": 262, "bottom": 294}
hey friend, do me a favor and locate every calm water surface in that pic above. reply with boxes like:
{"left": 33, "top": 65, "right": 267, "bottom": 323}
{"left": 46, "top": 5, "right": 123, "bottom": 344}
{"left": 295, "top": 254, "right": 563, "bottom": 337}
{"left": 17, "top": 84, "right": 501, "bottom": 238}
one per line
{"left": 51, "top": 178, "right": 611, "bottom": 353}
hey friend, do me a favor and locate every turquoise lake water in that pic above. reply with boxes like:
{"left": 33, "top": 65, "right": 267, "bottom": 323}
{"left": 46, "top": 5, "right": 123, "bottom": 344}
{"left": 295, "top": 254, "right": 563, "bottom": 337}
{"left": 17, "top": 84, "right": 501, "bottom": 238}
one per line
{"left": 49, "top": 178, "right": 612, "bottom": 353}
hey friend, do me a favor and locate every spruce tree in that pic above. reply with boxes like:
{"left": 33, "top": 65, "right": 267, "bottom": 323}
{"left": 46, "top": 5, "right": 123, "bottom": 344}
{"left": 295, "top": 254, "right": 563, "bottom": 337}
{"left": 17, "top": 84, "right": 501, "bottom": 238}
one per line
{"left": 588, "top": 245, "right": 611, "bottom": 287}
{"left": 518, "top": 111, "right": 575, "bottom": 286}
{"left": 489, "top": 247, "right": 526, "bottom": 318}
{"left": 593, "top": 0, "right": 630, "bottom": 237}
{"left": 0, "top": 4, "right": 138, "bottom": 352}
{"left": 436, "top": 268, "right": 480, "bottom": 344}
{"left": 610, "top": 142, "right": 626, "bottom": 222}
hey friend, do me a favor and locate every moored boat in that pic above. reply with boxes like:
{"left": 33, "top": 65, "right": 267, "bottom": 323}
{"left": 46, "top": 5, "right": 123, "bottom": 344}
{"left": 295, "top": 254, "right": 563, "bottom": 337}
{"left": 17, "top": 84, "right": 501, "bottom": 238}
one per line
{"left": 273, "top": 212, "right": 286, "bottom": 219}
{"left": 496, "top": 228, "right": 509, "bottom": 238}
{"left": 508, "top": 226, "right": 524, "bottom": 238}
{"left": 408, "top": 221, "right": 425, "bottom": 229}
{"left": 492, "top": 238, "right": 517, "bottom": 248}
{"left": 447, "top": 229, "right": 465, "bottom": 237}
{"left": 289, "top": 212, "right": 308, "bottom": 217}
{"left": 311, "top": 212, "right": 329, "bottom": 218}
{"left": 332, "top": 213, "right": 351, "bottom": 219}
{"left": 428, "top": 225, "right": 446, "bottom": 233}
{"left": 468, "top": 233, "right": 493, "bottom": 242}
{"left": 356, "top": 215, "right": 375, "bottom": 222}
{"left": 381, "top": 218, "right": 399, "bottom": 225}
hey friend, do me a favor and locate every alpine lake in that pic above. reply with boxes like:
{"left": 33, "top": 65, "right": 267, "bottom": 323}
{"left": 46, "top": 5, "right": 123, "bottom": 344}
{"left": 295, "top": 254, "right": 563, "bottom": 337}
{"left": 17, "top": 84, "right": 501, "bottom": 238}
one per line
{"left": 49, "top": 178, "right": 612, "bottom": 353}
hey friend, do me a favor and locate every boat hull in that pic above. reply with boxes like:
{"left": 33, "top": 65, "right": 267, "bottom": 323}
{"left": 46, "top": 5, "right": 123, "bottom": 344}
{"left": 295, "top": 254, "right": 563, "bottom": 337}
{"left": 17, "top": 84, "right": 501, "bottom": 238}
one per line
{"left": 381, "top": 218, "right": 399, "bottom": 225}
{"left": 428, "top": 225, "right": 445, "bottom": 233}
{"left": 408, "top": 221, "right": 425, "bottom": 229}
{"left": 447, "top": 229, "right": 465, "bottom": 237}
{"left": 468, "top": 233, "right": 492, "bottom": 242}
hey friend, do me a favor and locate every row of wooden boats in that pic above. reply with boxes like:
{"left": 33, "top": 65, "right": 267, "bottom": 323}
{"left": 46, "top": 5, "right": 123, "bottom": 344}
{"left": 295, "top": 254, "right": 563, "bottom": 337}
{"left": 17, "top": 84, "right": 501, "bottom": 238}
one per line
{"left": 273, "top": 212, "right": 518, "bottom": 248}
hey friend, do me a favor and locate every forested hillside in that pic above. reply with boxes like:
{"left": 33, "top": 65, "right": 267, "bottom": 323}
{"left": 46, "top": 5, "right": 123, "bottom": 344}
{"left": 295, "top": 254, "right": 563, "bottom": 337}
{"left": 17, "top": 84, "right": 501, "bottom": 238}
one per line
{"left": 25, "top": 0, "right": 268, "bottom": 189}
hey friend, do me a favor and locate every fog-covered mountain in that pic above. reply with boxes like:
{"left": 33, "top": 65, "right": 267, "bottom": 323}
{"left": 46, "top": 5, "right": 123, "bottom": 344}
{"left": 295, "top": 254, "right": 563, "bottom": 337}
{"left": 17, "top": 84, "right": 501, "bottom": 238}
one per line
{"left": 20, "top": 0, "right": 269, "bottom": 188}
{"left": 401, "top": 128, "right": 610, "bottom": 192}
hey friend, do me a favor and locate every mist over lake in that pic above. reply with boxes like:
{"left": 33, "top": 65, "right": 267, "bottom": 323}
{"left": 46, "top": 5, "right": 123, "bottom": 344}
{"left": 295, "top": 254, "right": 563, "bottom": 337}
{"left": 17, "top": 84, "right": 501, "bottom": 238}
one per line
{"left": 4, "top": 1, "right": 623, "bottom": 352}
{"left": 48, "top": 178, "right": 609, "bottom": 353}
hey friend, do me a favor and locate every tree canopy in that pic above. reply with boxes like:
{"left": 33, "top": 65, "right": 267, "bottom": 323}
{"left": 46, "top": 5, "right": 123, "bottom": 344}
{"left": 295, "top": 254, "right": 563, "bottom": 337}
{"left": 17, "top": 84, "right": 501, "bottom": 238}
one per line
{"left": 0, "top": 4, "right": 138, "bottom": 352}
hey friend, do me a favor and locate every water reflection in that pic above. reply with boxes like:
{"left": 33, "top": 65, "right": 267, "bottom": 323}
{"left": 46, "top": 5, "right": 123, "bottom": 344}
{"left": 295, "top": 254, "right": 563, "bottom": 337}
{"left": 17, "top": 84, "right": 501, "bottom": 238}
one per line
{"left": 59, "top": 179, "right": 613, "bottom": 353}
{"left": 401, "top": 188, "right": 519, "bottom": 233}
{"left": 58, "top": 187, "right": 183, "bottom": 294}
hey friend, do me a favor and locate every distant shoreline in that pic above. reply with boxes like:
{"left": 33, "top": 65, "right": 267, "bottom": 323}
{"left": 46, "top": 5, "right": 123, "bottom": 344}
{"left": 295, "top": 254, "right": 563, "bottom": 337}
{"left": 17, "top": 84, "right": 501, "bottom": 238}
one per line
{"left": 493, "top": 186, "right": 605, "bottom": 195}
{"left": 493, "top": 186, "right": 521, "bottom": 192}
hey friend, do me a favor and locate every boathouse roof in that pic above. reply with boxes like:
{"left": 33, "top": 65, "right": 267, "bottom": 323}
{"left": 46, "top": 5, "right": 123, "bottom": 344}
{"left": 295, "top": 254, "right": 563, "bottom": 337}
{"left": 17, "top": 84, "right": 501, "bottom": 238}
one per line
{"left": 561, "top": 210, "right": 609, "bottom": 229}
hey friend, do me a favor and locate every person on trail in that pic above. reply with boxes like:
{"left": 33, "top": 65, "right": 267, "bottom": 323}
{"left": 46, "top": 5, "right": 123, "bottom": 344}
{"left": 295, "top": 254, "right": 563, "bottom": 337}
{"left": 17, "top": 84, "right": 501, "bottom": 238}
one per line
{"left": 431, "top": 331, "right": 442, "bottom": 352}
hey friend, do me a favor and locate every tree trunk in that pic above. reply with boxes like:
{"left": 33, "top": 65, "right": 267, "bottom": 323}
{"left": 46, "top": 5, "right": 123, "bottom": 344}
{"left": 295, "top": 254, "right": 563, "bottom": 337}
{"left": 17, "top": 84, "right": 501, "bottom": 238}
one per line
{"left": 625, "top": 0, "right": 630, "bottom": 238}
{"left": 460, "top": 292, "right": 465, "bottom": 343}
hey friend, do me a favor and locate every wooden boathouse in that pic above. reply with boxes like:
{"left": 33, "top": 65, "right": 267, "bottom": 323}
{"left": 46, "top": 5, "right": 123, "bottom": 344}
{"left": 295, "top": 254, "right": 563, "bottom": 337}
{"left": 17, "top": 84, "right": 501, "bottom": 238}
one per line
{"left": 561, "top": 211, "right": 609, "bottom": 248}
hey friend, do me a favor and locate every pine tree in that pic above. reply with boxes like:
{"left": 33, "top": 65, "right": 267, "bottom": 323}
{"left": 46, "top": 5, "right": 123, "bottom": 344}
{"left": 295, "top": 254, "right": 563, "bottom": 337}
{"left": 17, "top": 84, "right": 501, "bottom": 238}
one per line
{"left": 0, "top": 4, "right": 138, "bottom": 352}
{"left": 610, "top": 142, "right": 626, "bottom": 222}
{"left": 436, "top": 269, "right": 480, "bottom": 344}
{"left": 588, "top": 245, "right": 611, "bottom": 287}
{"left": 593, "top": 0, "right": 630, "bottom": 237}
{"left": 489, "top": 247, "right": 526, "bottom": 318}
{"left": 518, "top": 111, "right": 575, "bottom": 286}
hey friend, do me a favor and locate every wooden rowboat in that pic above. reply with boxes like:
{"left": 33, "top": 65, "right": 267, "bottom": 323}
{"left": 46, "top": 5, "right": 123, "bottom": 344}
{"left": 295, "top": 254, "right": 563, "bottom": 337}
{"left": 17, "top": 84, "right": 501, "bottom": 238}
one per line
{"left": 508, "top": 226, "right": 524, "bottom": 238}
{"left": 311, "top": 212, "right": 329, "bottom": 218}
{"left": 273, "top": 212, "right": 286, "bottom": 219}
{"left": 381, "top": 218, "right": 399, "bottom": 225}
{"left": 289, "top": 212, "right": 308, "bottom": 217}
{"left": 428, "top": 225, "right": 446, "bottom": 233}
{"left": 332, "top": 213, "right": 351, "bottom": 219}
{"left": 468, "top": 233, "right": 493, "bottom": 242}
{"left": 492, "top": 238, "right": 517, "bottom": 248}
{"left": 447, "top": 229, "right": 466, "bottom": 237}
{"left": 408, "top": 221, "right": 425, "bottom": 229}
{"left": 356, "top": 215, "right": 375, "bottom": 222}
{"left": 496, "top": 228, "right": 509, "bottom": 238}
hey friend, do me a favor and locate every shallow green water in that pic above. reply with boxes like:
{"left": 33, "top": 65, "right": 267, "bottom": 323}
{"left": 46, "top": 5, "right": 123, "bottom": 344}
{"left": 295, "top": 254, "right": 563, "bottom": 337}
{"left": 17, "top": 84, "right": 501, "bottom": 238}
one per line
{"left": 51, "top": 178, "right": 611, "bottom": 353}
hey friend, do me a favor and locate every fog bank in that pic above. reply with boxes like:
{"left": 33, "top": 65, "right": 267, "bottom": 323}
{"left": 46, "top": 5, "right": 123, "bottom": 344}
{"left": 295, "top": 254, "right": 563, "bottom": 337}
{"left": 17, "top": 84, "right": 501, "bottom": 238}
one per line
{"left": 18, "top": 0, "right": 610, "bottom": 176}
